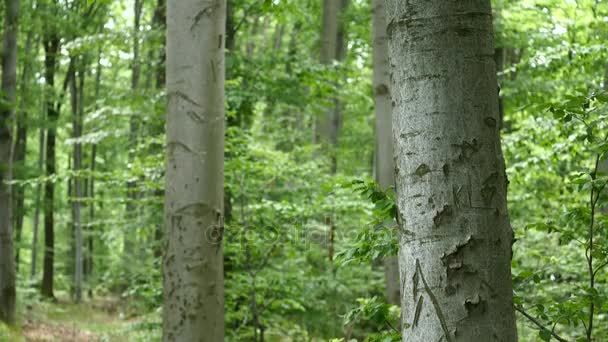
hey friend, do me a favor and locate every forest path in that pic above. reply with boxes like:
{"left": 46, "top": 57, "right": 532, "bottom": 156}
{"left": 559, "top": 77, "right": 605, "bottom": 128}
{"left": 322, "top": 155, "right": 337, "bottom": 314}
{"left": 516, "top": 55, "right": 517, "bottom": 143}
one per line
{"left": 12, "top": 296, "right": 159, "bottom": 341}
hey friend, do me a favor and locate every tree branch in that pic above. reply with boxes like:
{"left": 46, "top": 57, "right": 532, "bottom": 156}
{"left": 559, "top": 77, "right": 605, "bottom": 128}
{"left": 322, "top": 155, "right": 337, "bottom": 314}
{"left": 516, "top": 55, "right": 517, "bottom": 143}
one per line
{"left": 515, "top": 306, "right": 568, "bottom": 342}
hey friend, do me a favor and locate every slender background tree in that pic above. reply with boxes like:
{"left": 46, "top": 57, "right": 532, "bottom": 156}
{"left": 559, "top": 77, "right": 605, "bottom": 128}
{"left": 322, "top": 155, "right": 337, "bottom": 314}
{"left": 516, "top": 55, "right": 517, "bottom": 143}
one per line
{"left": 0, "top": 0, "right": 20, "bottom": 325}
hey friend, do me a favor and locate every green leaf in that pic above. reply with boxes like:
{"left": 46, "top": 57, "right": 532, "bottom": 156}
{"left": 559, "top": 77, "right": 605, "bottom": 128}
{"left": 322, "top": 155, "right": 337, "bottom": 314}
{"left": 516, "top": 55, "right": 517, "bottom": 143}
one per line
{"left": 539, "top": 329, "right": 551, "bottom": 341}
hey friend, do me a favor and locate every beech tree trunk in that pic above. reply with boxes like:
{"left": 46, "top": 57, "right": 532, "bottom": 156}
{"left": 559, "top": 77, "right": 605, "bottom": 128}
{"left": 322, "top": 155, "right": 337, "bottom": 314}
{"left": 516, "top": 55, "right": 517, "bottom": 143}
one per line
{"left": 315, "top": 0, "right": 341, "bottom": 172}
{"left": 385, "top": 1, "right": 518, "bottom": 340}
{"left": 372, "top": 0, "right": 399, "bottom": 306}
{"left": 0, "top": 0, "right": 19, "bottom": 325}
{"left": 163, "top": 0, "right": 226, "bottom": 340}
{"left": 315, "top": 0, "right": 338, "bottom": 146}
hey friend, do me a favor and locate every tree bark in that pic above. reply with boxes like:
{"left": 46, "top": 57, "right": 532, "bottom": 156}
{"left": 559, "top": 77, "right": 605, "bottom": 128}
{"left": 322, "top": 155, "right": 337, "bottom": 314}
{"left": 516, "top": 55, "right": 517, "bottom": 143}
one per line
{"left": 41, "top": 32, "right": 61, "bottom": 299}
{"left": 69, "top": 59, "right": 84, "bottom": 302}
{"left": 316, "top": 0, "right": 348, "bottom": 173}
{"left": 153, "top": 0, "right": 166, "bottom": 89}
{"left": 385, "top": 1, "right": 518, "bottom": 340}
{"left": 0, "top": 0, "right": 19, "bottom": 325}
{"left": 124, "top": 0, "right": 143, "bottom": 267}
{"left": 152, "top": 0, "right": 166, "bottom": 261}
{"left": 163, "top": 0, "right": 226, "bottom": 340}
{"left": 12, "top": 30, "right": 32, "bottom": 274}
{"left": 85, "top": 50, "right": 102, "bottom": 289}
{"left": 315, "top": 0, "right": 339, "bottom": 149}
{"left": 31, "top": 127, "right": 44, "bottom": 279}
{"left": 372, "top": 0, "right": 399, "bottom": 306}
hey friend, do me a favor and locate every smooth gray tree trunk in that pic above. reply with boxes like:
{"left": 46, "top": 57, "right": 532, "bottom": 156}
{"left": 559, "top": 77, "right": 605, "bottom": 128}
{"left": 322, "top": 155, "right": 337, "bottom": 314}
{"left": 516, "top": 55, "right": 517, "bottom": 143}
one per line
{"left": 372, "top": 0, "right": 399, "bottom": 306}
{"left": 164, "top": 0, "right": 226, "bottom": 340}
{"left": 384, "top": 1, "right": 518, "bottom": 340}
{"left": 315, "top": 0, "right": 339, "bottom": 147}
{"left": 316, "top": 0, "right": 349, "bottom": 173}
{"left": 0, "top": 0, "right": 19, "bottom": 325}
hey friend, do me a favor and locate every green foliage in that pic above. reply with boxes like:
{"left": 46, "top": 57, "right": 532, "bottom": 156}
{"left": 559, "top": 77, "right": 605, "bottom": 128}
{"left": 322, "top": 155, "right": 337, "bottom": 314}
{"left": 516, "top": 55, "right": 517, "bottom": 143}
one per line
{"left": 342, "top": 297, "right": 400, "bottom": 342}
{"left": 5, "top": 0, "right": 608, "bottom": 340}
{"left": 0, "top": 322, "right": 21, "bottom": 342}
{"left": 336, "top": 179, "right": 397, "bottom": 265}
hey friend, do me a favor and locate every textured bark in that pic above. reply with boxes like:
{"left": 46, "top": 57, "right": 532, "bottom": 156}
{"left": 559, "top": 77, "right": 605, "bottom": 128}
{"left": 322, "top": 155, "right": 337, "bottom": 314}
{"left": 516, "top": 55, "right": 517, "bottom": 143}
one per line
{"left": 164, "top": 0, "right": 226, "bottom": 340}
{"left": 384, "top": 1, "right": 517, "bottom": 340}
{"left": 0, "top": 0, "right": 19, "bottom": 326}
{"left": 372, "top": 0, "right": 399, "bottom": 306}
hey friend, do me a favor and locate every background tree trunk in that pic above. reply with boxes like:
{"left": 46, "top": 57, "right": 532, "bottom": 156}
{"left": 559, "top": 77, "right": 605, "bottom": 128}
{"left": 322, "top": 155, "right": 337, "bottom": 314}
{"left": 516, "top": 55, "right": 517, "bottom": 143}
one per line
{"left": 41, "top": 33, "right": 61, "bottom": 299}
{"left": 85, "top": 50, "right": 102, "bottom": 292}
{"left": 372, "top": 0, "right": 399, "bottom": 306}
{"left": 0, "top": 0, "right": 19, "bottom": 325}
{"left": 385, "top": 1, "right": 518, "bottom": 340}
{"left": 152, "top": 0, "right": 166, "bottom": 261}
{"left": 315, "top": 0, "right": 339, "bottom": 148}
{"left": 163, "top": 0, "right": 226, "bottom": 340}
{"left": 124, "top": 0, "right": 143, "bottom": 272}
{"left": 31, "top": 127, "right": 44, "bottom": 280}
{"left": 70, "top": 59, "right": 84, "bottom": 302}
{"left": 12, "top": 30, "right": 32, "bottom": 273}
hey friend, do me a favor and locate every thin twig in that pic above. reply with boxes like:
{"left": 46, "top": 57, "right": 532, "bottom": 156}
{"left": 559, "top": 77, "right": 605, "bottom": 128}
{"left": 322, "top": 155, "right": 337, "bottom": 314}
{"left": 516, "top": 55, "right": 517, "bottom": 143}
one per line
{"left": 515, "top": 306, "right": 568, "bottom": 342}
{"left": 385, "top": 319, "right": 399, "bottom": 334}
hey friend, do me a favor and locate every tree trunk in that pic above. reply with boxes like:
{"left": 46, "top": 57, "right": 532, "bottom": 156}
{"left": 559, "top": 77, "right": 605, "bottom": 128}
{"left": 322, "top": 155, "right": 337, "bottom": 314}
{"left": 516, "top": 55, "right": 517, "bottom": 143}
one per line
{"left": 163, "top": 0, "right": 226, "bottom": 340}
{"left": 272, "top": 24, "right": 285, "bottom": 52}
{"left": 316, "top": 0, "right": 348, "bottom": 173}
{"left": 152, "top": 0, "right": 166, "bottom": 261}
{"left": 124, "top": 0, "right": 143, "bottom": 268}
{"left": 245, "top": 15, "right": 260, "bottom": 57}
{"left": 372, "top": 0, "right": 399, "bottom": 305}
{"left": 85, "top": 51, "right": 102, "bottom": 291}
{"left": 12, "top": 31, "right": 32, "bottom": 274}
{"left": 154, "top": 0, "right": 166, "bottom": 89}
{"left": 0, "top": 0, "right": 19, "bottom": 325}
{"left": 41, "top": 33, "right": 60, "bottom": 299}
{"left": 315, "top": 0, "right": 339, "bottom": 148}
{"left": 385, "top": 1, "right": 518, "bottom": 340}
{"left": 70, "top": 59, "right": 84, "bottom": 302}
{"left": 31, "top": 127, "right": 44, "bottom": 279}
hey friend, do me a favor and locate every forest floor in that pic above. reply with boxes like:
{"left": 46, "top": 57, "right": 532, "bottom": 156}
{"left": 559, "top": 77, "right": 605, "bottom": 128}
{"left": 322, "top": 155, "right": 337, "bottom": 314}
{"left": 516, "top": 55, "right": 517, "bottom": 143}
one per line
{"left": 1, "top": 296, "right": 160, "bottom": 342}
